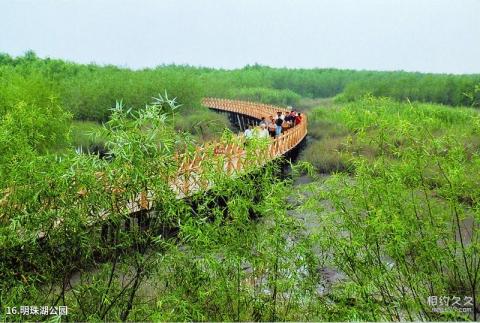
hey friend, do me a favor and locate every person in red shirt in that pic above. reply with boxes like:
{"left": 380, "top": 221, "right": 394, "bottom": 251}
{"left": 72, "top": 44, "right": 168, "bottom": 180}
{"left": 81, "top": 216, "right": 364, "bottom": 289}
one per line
{"left": 295, "top": 112, "right": 302, "bottom": 126}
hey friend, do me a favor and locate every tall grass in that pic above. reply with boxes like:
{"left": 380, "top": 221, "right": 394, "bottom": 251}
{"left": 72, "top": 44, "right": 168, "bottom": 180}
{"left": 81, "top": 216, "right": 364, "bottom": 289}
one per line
{"left": 301, "top": 96, "right": 480, "bottom": 174}
{"left": 307, "top": 96, "right": 480, "bottom": 320}
{"left": 2, "top": 52, "right": 479, "bottom": 126}
{"left": 71, "top": 120, "right": 105, "bottom": 149}
{"left": 231, "top": 87, "right": 301, "bottom": 106}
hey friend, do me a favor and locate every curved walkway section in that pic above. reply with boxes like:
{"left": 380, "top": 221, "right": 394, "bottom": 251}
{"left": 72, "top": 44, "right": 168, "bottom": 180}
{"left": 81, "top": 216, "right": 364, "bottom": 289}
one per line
{"left": 166, "top": 98, "right": 308, "bottom": 198}
{"left": 203, "top": 98, "right": 308, "bottom": 158}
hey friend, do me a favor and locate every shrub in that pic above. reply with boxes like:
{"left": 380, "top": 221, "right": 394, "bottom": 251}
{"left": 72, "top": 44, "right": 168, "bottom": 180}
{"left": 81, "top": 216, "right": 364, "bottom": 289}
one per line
{"left": 174, "top": 107, "right": 231, "bottom": 142}
{"left": 300, "top": 137, "right": 352, "bottom": 174}
{"left": 232, "top": 87, "right": 301, "bottom": 106}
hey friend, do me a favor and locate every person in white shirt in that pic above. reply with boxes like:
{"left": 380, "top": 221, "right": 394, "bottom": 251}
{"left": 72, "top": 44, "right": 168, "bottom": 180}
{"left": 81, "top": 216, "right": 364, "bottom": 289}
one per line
{"left": 258, "top": 124, "right": 269, "bottom": 138}
{"left": 259, "top": 117, "right": 267, "bottom": 127}
{"left": 244, "top": 124, "right": 254, "bottom": 139}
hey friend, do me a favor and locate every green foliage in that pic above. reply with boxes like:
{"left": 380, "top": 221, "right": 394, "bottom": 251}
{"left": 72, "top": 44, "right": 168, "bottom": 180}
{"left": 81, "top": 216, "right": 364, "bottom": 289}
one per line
{"left": 0, "top": 53, "right": 204, "bottom": 124}
{"left": 0, "top": 96, "right": 189, "bottom": 321}
{"left": 0, "top": 65, "right": 60, "bottom": 117}
{"left": 301, "top": 136, "right": 352, "bottom": 174}
{"left": 2, "top": 51, "right": 480, "bottom": 321}
{"left": 60, "top": 68, "right": 203, "bottom": 122}
{"left": 2, "top": 52, "right": 478, "bottom": 128}
{"left": 71, "top": 120, "right": 105, "bottom": 149}
{"left": 464, "top": 84, "right": 480, "bottom": 107}
{"left": 232, "top": 87, "right": 301, "bottom": 106}
{"left": 339, "top": 73, "right": 480, "bottom": 106}
{"left": 173, "top": 107, "right": 231, "bottom": 142}
{"left": 300, "top": 106, "right": 354, "bottom": 173}
{"left": 0, "top": 95, "right": 325, "bottom": 322}
{"left": 301, "top": 96, "right": 480, "bottom": 320}
{"left": 301, "top": 96, "right": 480, "bottom": 174}
{"left": 150, "top": 174, "right": 322, "bottom": 321}
{"left": 0, "top": 99, "right": 72, "bottom": 182}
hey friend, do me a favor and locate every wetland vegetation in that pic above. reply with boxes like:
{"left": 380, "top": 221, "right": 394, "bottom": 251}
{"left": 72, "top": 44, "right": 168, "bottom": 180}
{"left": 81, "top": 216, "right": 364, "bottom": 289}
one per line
{"left": 1, "top": 52, "right": 479, "bottom": 321}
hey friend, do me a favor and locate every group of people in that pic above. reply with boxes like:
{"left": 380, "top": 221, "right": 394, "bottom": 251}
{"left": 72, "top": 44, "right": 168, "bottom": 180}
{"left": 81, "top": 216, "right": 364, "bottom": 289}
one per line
{"left": 244, "top": 109, "right": 303, "bottom": 140}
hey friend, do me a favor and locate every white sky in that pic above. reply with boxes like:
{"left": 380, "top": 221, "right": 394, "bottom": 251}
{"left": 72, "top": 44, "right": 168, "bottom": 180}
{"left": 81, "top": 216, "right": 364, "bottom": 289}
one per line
{"left": 1, "top": 0, "right": 479, "bottom": 73}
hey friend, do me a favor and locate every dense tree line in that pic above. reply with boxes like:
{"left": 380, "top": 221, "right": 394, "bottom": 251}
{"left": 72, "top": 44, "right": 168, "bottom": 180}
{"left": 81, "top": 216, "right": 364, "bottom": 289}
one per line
{"left": 0, "top": 52, "right": 231, "bottom": 145}
{"left": 338, "top": 72, "right": 480, "bottom": 106}
{"left": 1, "top": 52, "right": 478, "bottom": 126}
{"left": 189, "top": 64, "right": 480, "bottom": 106}
{"left": 0, "top": 52, "right": 203, "bottom": 122}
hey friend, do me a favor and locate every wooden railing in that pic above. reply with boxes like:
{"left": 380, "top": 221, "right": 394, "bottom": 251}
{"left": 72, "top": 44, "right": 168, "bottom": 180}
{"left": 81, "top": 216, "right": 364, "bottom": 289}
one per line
{"left": 0, "top": 99, "right": 307, "bottom": 272}
{"left": 1, "top": 98, "right": 308, "bottom": 222}
{"left": 203, "top": 98, "right": 307, "bottom": 157}
{"left": 165, "top": 98, "right": 308, "bottom": 199}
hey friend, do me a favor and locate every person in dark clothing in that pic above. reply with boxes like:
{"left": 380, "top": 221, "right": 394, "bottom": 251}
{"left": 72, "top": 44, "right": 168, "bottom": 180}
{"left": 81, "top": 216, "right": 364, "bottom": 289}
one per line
{"left": 284, "top": 111, "right": 295, "bottom": 123}
{"left": 275, "top": 112, "right": 284, "bottom": 137}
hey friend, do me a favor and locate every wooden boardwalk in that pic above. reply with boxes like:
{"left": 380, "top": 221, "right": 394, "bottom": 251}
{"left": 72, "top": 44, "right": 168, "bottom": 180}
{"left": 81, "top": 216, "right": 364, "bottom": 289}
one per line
{"left": 203, "top": 98, "right": 307, "bottom": 158}
{"left": 1, "top": 98, "right": 308, "bottom": 234}
{"left": 165, "top": 98, "right": 308, "bottom": 200}
{"left": 131, "top": 98, "right": 307, "bottom": 212}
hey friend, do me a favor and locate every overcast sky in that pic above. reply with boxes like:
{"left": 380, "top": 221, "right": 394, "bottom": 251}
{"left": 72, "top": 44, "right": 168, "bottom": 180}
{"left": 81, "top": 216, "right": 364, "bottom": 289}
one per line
{"left": 1, "top": 0, "right": 479, "bottom": 74}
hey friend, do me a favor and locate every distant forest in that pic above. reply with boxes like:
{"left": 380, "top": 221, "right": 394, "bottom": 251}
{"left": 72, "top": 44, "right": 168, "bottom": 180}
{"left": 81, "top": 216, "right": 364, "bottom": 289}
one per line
{"left": 1, "top": 51, "right": 479, "bottom": 123}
